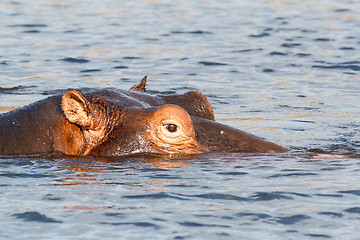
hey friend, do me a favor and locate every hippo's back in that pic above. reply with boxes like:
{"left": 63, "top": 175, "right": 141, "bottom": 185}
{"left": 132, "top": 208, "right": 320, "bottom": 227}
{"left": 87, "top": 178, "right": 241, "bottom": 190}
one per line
{"left": 0, "top": 95, "right": 63, "bottom": 155}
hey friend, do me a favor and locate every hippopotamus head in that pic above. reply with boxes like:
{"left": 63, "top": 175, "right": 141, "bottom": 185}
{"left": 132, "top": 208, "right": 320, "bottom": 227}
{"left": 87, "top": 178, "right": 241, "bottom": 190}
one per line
{"left": 62, "top": 89, "right": 204, "bottom": 156}
{"left": 0, "top": 76, "right": 286, "bottom": 157}
{"left": 60, "top": 77, "right": 287, "bottom": 157}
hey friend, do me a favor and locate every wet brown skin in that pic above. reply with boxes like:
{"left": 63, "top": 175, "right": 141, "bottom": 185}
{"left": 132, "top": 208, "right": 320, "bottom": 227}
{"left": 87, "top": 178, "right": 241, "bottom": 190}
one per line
{"left": 0, "top": 77, "right": 287, "bottom": 157}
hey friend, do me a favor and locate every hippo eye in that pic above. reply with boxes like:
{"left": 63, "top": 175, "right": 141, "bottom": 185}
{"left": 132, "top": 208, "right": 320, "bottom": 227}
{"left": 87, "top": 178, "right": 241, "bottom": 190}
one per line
{"left": 166, "top": 124, "right": 178, "bottom": 133}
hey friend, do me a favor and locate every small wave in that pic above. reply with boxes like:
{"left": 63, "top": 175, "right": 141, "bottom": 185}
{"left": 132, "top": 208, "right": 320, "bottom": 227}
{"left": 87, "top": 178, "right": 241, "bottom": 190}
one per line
{"left": 232, "top": 48, "right": 263, "bottom": 53}
{"left": 315, "top": 194, "right": 343, "bottom": 198}
{"left": 147, "top": 173, "right": 183, "bottom": 179}
{"left": 100, "top": 221, "right": 159, "bottom": 229}
{"left": 334, "top": 8, "right": 351, "bottom": 12}
{"left": 275, "top": 214, "right": 311, "bottom": 225}
{"left": 113, "top": 65, "right": 129, "bottom": 69}
{"left": 138, "top": 167, "right": 170, "bottom": 172}
{"left": 171, "top": 30, "right": 212, "bottom": 34}
{"left": 8, "top": 24, "right": 47, "bottom": 28}
{"left": 178, "top": 221, "right": 230, "bottom": 228}
{"left": 251, "top": 192, "right": 293, "bottom": 201}
{"left": 0, "top": 172, "right": 57, "bottom": 178}
{"left": 122, "top": 192, "right": 188, "bottom": 200}
{"left": 313, "top": 38, "right": 334, "bottom": 42}
{"left": 235, "top": 212, "right": 272, "bottom": 220}
{"left": 13, "top": 211, "right": 62, "bottom": 223}
{"left": 166, "top": 184, "right": 198, "bottom": 188}
{"left": 42, "top": 194, "right": 63, "bottom": 201}
{"left": 296, "top": 53, "right": 312, "bottom": 57}
{"left": 338, "top": 190, "right": 360, "bottom": 196}
{"left": 22, "top": 30, "right": 40, "bottom": 33}
{"left": 304, "top": 233, "right": 331, "bottom": 239}
{"left": 339, "top": 47, "right": 355, "bottom": 50}
{"left": 281, "top": 43, "right": 302, "bottom": 48}
{"left": 80, "top": 69, "right": 102, "bottom": 73}
{"left": 262, "top": 68, "right": 275, "bottom": 73}
{"left": 60, "top": 57, "right": 90, "bottom": 63}
{"left": 236, "top": 212, "right": 311, "bottom": 225}
{"left": 270, "top": 51, "right": 287, "bottom": 56}
{"left": 122, "top": 56, "right": 142, "bottom": 60}
{"left": 312, "top": 64, "right": 360, "bottom": 71}
{"left": 180, "top": 191, "right": 311, "bottom": 202}
{"left": 344, "top": 207, "right": 360, "bottom": 214}
{"left": 216, "top": 171, "right": 248, "bottom": 176}
{"left": 318, "top": 211, "right": 343, "bottom": 218}
{"left": 198, "top": 61, "right": 228, "bottom": 66}
{"left": 268, "top": 172, "right": 318, "bottom": 178}
{"left": 253, "top": 191, "right": 310, "bottom": 201}
{"left": 249, "top": 32, "right": 270, "bottom": 38}
{"left": 191, "top": 193, "right": 248, "bottom": 201}
{"left": 0, "top": 85, "right": 35, "bottom": 94}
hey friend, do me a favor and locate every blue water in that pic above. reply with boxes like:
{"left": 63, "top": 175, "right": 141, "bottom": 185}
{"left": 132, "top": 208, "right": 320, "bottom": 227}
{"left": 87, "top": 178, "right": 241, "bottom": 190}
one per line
{"left": 1, "top": 0, "right": 360, "bottom": 239}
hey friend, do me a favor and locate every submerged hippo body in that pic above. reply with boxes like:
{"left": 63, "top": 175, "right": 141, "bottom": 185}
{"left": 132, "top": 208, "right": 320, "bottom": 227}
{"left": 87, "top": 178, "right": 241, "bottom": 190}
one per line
{"left": 0, "top": 77, "right": 287, "bottom": 157}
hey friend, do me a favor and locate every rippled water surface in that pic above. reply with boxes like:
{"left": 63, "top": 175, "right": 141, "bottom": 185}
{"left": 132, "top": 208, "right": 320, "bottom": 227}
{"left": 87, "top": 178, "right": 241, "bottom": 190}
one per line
{"left": 1, "top": 0, "right": 360, "bottom": 239}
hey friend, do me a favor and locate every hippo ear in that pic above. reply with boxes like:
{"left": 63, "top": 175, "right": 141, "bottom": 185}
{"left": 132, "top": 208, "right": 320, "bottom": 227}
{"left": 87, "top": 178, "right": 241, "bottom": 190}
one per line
{"left": 62, "top": 90, "right": 94, "bottom": 128}
{"left": 130, "top": 76, "right": 147, "bottom": 92}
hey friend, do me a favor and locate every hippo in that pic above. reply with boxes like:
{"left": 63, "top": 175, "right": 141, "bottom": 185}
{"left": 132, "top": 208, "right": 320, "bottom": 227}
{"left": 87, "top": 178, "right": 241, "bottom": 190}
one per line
{"left": 0, "top": 77, "right": 287, "bottom": 157}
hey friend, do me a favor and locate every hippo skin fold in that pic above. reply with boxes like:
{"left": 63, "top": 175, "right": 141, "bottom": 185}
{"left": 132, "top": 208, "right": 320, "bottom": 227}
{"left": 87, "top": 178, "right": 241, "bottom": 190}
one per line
{"left": 0, "top": 77, "right": 287, "bottom": 157}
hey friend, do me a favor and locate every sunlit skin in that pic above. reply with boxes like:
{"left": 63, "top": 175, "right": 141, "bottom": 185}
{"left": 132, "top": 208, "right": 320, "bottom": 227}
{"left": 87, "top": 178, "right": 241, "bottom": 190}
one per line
{"left": 0, "top": 76, "right": 287, "bottom": 157}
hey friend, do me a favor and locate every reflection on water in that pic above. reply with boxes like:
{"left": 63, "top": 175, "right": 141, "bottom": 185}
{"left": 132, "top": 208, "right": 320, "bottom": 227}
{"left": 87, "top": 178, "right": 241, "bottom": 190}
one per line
{"left": 55, "top": 156, "right": 193, "bottom": 186}
{"left": 0, "top": 0, "right": 359, "bottom": 239}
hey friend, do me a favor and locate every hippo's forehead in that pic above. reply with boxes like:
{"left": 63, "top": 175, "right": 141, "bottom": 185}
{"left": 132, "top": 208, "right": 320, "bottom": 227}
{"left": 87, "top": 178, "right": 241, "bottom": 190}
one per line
{"left": 85, "top": 88, "right": 162, "bottom": 108}
{"left": 84, "top": 88, "right": 215, "bottom": 120}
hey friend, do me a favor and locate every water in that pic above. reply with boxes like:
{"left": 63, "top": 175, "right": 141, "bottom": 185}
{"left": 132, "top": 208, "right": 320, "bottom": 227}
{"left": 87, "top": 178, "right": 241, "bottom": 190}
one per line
{"left": 0, "top": 0, "right": 359, "bottom": 239}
